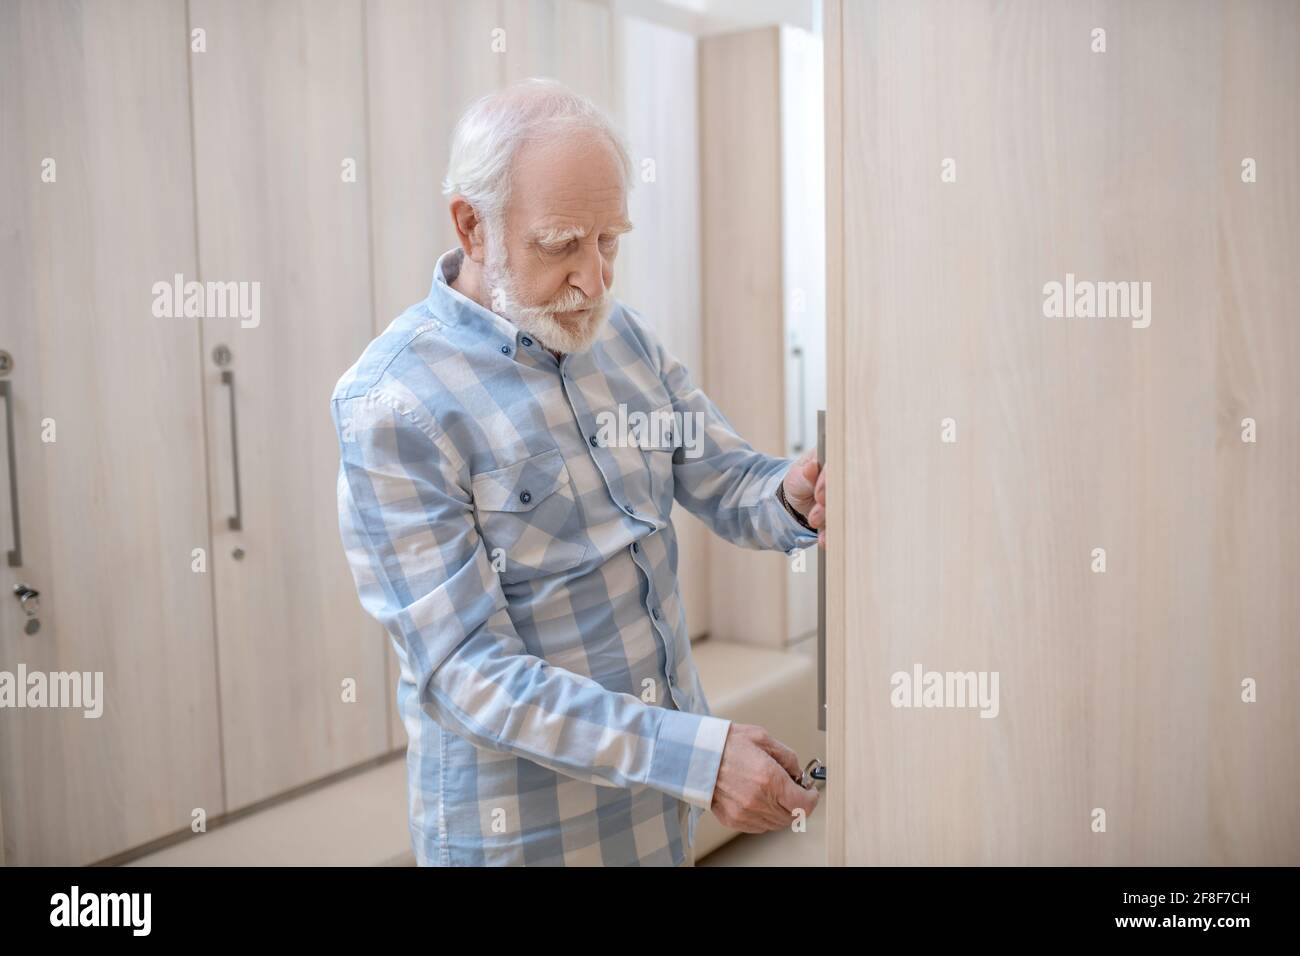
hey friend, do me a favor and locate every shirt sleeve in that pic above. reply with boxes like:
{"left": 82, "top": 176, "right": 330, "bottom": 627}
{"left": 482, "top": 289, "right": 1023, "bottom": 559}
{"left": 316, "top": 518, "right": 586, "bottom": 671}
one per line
{"left": 625, "top": 306, "right": 821, "bottom": 554}
{"left": 332, "top": 386, "right": 731, "bottom": 810}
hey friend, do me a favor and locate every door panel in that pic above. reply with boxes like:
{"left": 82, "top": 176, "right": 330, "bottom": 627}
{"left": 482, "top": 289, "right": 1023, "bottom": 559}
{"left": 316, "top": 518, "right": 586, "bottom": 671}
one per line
{"left": 501, "top": 0, "right": 614, "bottom": 115}
{"left": 615, "top": 15, "right": 711, "bottom": 640}
{"left": 699, "top": 27, "right": 788, "bottom": 648}
{"left": 826, "top": 0, "right": 1299, "bottom": 864}
{"left": 189, "top": 0, "right": 388, "bottom": 810}
{"left": 0, "top": 0, "right": 222, "bottom": 864}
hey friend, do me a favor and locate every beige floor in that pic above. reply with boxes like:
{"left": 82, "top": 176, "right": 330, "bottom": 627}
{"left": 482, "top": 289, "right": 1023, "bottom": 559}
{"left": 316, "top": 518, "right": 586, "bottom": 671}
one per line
{"left": 126, "top": 747, "right": 826, "bottom": 867}
{"left": 125, "top": 705, "right": 826, "bottom": 867}
{"left": 697, "top": 790, "right": 827, "bottom": 867}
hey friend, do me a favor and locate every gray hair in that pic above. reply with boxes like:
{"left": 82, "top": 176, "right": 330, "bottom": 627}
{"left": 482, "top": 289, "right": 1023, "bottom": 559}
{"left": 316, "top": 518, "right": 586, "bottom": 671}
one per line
{"left": 441, "top": 78, "right": 634, "bottom": 228}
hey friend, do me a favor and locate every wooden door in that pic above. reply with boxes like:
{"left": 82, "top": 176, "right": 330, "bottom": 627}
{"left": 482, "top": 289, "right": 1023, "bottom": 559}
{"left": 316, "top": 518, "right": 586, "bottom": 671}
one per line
{"left": 0, "top": 0, "right": 223, "bottom": 864}
{"left": 825, "top": 0, "right": 1300, "bottom": 864}
{"left": 501, "top": 0, "right": 615, "bottom": 115}
{"left": 700, "top": 27, "right": 789, "bottom": 648}
{"left": 615, "top": 14, "right": 711, "bottom": 640}
{"left": 189, "top": 0, "right": 389, "bottom": 811}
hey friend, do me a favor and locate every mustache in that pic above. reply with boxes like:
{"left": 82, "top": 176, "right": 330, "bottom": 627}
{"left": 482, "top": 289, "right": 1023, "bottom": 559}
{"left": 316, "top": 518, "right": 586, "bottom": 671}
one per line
{"left": 536, "top": 286, "right": 606, "bottom": 316}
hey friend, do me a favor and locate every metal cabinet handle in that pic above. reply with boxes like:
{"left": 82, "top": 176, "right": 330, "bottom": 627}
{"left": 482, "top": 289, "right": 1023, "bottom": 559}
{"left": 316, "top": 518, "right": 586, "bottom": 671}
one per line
{"left": 1, "top": 380, "right": 22, "bottom": 567}
{"left": 220, "top": 370, "right": 244, "bottom": 532}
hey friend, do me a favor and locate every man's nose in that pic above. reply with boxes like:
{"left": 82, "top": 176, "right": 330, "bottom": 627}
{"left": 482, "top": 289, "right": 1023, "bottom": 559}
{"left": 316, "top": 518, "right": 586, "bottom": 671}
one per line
{"left": 568, "top": 243, "right": 607, "bottom": 300}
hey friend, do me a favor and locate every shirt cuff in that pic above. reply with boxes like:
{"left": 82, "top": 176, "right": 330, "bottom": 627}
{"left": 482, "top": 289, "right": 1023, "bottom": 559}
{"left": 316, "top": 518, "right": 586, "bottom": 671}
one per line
{"left": 649, "top": 709, "right": 732, "bottom": 811}
{"left": 768, "top": 467, "right": 820, "bottom": 551}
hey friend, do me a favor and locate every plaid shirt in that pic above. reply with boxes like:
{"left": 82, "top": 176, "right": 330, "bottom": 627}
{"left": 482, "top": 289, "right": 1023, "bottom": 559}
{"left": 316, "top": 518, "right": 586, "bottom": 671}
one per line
{"left": 332, "top": 247, "right": 817, "bottom": 866}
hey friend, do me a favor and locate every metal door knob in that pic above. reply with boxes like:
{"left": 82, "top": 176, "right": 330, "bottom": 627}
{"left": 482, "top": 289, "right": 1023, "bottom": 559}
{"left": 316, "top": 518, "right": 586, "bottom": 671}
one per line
{"left": 13, "top": 583, "right": 39, "bottom": 617}
{"left": 799, "top": 757, "right": 827, "bottom": 789}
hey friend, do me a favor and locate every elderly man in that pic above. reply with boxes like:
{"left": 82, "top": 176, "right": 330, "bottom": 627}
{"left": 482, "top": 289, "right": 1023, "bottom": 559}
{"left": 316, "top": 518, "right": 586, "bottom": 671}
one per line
{"left": 332, "top": 78, "right": 827, "bottom": 867}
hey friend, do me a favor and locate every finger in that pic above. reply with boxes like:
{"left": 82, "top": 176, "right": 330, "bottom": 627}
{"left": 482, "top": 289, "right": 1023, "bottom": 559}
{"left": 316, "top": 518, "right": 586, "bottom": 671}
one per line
{"left": 807, "top": 503, "right": 823, "bottom": 527}
{"left": 762, "top": 739, "right": 802, "bottom": 781}
{"left": 785, "top": 468, "right": 812, "bottom": 499}
{"left": 775, "top": 774, "right": 819, "bottom": 818}
{"left": 759, "top": 790, "right": 795, "bottom": 832}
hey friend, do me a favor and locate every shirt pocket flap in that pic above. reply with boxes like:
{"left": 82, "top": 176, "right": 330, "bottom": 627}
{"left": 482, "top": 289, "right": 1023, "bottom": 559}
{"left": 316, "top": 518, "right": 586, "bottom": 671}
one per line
{"left": 471, "top": 447, "right": 571, "bottom": 513}
{"left": 642, "top": 400, "right": 680, "bottom": 452}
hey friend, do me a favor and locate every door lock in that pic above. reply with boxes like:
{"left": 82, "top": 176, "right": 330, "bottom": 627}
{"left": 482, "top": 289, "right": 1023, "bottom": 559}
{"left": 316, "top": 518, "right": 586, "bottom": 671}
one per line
{"left": 13, "top": 583, "right": 40, "bottom": 634}
{"left": 798, "top": 757, "right": 827, "bottom": 789}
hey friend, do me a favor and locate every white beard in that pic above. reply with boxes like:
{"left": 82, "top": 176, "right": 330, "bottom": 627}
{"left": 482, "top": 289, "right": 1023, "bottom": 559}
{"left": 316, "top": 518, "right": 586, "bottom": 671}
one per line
{"left": 482, "top": 229, "right": 612, "bottom": 355}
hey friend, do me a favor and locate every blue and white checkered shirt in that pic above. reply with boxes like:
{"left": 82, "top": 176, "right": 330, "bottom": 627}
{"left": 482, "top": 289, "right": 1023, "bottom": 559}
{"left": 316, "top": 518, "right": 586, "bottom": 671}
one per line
{"left": 332, "top": 247, "right": 817, "bottom": 866}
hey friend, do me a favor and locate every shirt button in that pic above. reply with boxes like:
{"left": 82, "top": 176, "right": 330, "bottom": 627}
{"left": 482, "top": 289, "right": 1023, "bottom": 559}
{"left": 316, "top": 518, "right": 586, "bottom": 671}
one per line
{"left": 651, "top": 607, "right": 660, "bottom": 619}
{"left": 500, "top": 344, "right": 511, "bottom": 355}
{"left": 519, "top": 490, "right": 532, "bottom": 504}
{"left": 631, "top": 542, "right": 639, "bottom": 553}
{"left": 624, "top": 504, "right": 634, "bottom": 515}
{"left": 521, "top": 335, "right": 533, "bottom": 346}
{"left": 589, "top": 435, "right": 598, "bottom": 447}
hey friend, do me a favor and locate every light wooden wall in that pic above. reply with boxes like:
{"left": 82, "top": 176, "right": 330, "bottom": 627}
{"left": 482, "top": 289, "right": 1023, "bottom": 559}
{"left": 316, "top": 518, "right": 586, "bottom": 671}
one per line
{"left": 826, "top": 0, "right": 1300, "bottom": 864}
{"left": 189, "top": 0, "right": 391, "bottom": 811}
{"left": 1, "top": 0, "right": 712, "bottom": 862}
{"left": 699, "top": 26, "right": 788, "bottom": 648}
{"left": 612, "top": 15, "right": 711, "bottom": 646}
{"left": 0, "top": 0, "right": 224, "bottom": 865}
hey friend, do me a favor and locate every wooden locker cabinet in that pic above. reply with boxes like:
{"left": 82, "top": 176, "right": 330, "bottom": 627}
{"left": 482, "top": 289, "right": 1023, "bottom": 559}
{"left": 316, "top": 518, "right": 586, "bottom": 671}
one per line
{"left": 0, "top": 0, "right": 716, "bottom": 863}
{"left": 0, "top": 0, "right": 224, "bottom": 865}
{"left": 188, "top": 0, "right": 391, "bottom": 812}
{"left": 824, "top": 0, "right": 1300, "bottom": 865}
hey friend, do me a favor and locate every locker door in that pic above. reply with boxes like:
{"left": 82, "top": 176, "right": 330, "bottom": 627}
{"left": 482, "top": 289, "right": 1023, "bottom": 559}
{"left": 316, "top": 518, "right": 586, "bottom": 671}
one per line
{"left": 824, "top": 0, "right": 1300, "bottom": 864}
{"left": 189, "top": 0, "right": 389, "bottom": 811}
{"left": 0, "top": 0, "right": 223, "bottom": 864}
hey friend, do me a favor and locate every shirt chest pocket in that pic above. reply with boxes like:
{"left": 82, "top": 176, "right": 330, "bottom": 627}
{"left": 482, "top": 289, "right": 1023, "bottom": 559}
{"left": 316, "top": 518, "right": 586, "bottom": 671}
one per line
{"left": 642, "top": 400, "right": 680, "bottom": 509}
{"left": 470, "top": 447, "right": 588, "bottom": 583}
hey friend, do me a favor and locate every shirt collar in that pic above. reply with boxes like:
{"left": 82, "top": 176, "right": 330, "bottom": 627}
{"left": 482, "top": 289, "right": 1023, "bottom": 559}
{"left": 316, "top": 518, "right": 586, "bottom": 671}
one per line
{"left": 428, "top": 246, "right": 554, "bottom": 361}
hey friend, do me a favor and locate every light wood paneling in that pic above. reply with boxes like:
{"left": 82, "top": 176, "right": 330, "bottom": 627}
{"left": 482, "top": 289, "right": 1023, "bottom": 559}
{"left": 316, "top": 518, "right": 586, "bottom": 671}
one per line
{"left": 501, "top": 0, "right": 615, "bottom": 114}
{"left": 189, "top": 0, "right": 389, "bottom": 810}
{"left": 614, "top": 14, "right": 710, "bottom": 639}
{"left": 699, "top": 27, "right": 789, "bottom": 648}
{"left": 0, "top": 0, "right": 223, "bottom": 864}
{"left": 365, "top": 0, "right": 504, "bottom": 330}
{"left": 821, "top": 0, "right": 847, "bottom": 868}
{"left": 827, "top": 0, "right": 1300, "bottom": 864}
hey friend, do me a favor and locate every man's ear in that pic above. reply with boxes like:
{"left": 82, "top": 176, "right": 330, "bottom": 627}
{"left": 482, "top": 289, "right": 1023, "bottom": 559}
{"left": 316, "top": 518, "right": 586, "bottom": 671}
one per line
{"left": 449, "top": 197, "right": 487, "bottom": 263}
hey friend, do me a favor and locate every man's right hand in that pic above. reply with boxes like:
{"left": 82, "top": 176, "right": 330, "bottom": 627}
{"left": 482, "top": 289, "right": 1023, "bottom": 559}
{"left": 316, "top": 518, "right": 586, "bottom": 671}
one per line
{"left": 709, "top": 722, "right": 820, "bottom": 833}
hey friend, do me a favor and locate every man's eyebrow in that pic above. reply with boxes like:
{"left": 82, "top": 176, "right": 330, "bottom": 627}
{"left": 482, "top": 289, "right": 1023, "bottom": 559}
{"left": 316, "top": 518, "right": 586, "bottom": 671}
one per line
{"left": 529, "top": 224, "right": 585, "bottom": 245}
{"left": 528, "top": 220, "right": 635, "bottom": 245}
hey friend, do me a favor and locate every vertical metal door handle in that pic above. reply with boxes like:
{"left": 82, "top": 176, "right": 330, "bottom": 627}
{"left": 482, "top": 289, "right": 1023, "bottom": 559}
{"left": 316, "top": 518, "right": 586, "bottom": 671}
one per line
{"left": 1, "top": 380, "right": 22, "bottom": 567}
{"left": 816, "top": 408, "right": 825, "bottom": 731}
{"left": 221, "top": 370, "right": 244, "bottom": 532}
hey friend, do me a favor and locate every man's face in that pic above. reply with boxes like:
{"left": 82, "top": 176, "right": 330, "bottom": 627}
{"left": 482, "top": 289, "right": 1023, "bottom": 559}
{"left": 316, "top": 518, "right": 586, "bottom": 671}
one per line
{"left": 482, "top": 128, "right": 632, "bottom": 354}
